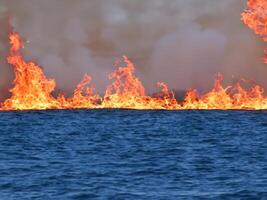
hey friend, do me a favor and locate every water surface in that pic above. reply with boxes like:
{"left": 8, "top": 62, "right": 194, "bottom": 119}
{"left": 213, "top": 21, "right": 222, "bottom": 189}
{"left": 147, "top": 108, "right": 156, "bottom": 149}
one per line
{"left": 0, "top": 110, "right": 266, "bottom": 199}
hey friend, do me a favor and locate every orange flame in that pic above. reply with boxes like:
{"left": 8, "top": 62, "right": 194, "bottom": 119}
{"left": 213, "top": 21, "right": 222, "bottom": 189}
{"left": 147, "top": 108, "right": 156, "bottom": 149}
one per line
{"left": 242, "top": 0, "right": 267, "bottom": 63}
{"left": 56, "top": 74, "right": 101, "bottom": 109}
{"left": 0, "top": 33, "right": 179, "bottom": 110}
{"left": 1, "top": 33, "right": 60, "bottom": 110}
{"left": 101, "top": 56, "right": 179, "bottom": 110}
{"left": 1, "top": 0, "right": 267, "bottom": 112}
{"left": 183, "top": 74, "right": 267, "bottom": 110}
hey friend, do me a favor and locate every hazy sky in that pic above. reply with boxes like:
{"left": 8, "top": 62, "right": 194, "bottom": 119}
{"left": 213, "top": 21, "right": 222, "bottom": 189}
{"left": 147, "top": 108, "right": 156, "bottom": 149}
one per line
{"left": 0, "top": 0, "right": 266, "bottom": 99}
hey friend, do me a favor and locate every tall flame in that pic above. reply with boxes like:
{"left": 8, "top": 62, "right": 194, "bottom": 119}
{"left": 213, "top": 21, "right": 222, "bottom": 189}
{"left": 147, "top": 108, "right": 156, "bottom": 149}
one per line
{"left": 101, "top": 56, "right": 179, "bottom": 110}
{"left": 1, "top": 32, "right": 60, "bottom": 110}
{"left": 0, "top": 0, "right": 267, "bottom": 111}
{"left": 242, "top": 0, "right": 267, "bottom": 63}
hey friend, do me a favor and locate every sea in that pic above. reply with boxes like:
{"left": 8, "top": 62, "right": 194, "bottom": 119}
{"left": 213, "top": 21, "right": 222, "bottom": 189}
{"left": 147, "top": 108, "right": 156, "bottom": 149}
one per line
{"left": 0, "top": 110, "right": 266, "bottom": 199}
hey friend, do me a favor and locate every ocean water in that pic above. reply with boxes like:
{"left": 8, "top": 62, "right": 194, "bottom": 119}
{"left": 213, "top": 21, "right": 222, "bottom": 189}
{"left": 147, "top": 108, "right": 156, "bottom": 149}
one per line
{"left": 0, "top": 109, "right": 266, "bottom": 199}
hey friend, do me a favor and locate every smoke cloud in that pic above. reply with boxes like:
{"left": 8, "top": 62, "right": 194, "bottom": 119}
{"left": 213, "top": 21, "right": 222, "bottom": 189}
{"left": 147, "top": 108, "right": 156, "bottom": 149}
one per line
{"left": 0, "top": 0, "right": 266, "bottom": 99}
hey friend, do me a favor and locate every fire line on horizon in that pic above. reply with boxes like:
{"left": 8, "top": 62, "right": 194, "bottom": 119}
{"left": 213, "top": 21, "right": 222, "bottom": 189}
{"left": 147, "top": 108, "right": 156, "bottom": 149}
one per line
{"left": 0, "top": 0, "right": 266, "bottom": 111}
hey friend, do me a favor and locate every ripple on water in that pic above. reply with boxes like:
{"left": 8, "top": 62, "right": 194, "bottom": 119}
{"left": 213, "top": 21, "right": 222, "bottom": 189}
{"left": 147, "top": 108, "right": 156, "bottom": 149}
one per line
{"left": 0, "top": 110, "right": 266, "bottom": 199}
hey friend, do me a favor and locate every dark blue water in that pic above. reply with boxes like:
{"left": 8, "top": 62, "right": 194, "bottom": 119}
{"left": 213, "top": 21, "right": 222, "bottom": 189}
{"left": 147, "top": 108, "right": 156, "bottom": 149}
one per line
{"left": 0, "top": 110, "right": 266, "bottom": 199}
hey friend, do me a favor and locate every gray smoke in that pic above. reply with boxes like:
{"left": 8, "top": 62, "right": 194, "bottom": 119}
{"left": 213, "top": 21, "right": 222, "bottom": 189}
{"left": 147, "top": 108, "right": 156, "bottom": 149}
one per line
{"left": 0, "top": 0, "right": 266, "bottom": 99}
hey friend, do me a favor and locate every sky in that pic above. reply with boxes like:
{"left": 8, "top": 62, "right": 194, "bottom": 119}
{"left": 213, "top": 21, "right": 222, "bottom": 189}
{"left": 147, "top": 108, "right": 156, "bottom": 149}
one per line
{"left": 0, "top": 0, "right": 266, "bottom": 99}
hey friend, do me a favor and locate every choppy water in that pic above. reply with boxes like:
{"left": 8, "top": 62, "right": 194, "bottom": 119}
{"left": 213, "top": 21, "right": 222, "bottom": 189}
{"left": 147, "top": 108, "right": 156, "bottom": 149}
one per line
{"left": 0, "top": 110, "right": 267, "bottom": 199}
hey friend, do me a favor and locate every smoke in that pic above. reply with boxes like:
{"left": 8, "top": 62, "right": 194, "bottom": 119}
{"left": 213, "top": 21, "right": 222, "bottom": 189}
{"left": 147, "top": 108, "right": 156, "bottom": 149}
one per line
{"left": 0, "top": 0, "right": 266, "bottom": 99}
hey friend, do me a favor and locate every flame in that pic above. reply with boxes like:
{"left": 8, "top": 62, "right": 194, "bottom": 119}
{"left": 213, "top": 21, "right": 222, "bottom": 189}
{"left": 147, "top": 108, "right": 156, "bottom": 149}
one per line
{"left": 56, "top": 74, "right": 101, "bottom": 109}
{"left": 1, "top": 33, "right": 60, "bottom": 110}
{"left": 242, "top": 0, "right": 267, "bottom": 63}
{"left": 0, "top": 33, "right": 179, "bottom": 110}
{"left": 183, "top": 73, "right": 267, "bottom": 110}
{"left": 101, "top": 56, "right": 180, "bottom": 110}
{"left": 1, "top": 0, "right": 267, "bottom": 111}
{"left": 1, "top": 32, "right": 267, "bottom": 111}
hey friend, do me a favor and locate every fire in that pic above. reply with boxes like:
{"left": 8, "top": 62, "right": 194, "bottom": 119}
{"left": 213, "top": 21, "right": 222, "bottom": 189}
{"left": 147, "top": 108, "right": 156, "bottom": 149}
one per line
{"left": 0, "top": 33, "right": 179, "bottom": 110}
{"left": 242, "top": 0, "right": 267, "bottom": 63}
{"left": 1, "top": 32, "right": 267, "bottom": 111}
{"left": 56, "top": 74, "right": 101, "bottom": 109}
{"left": 101, "top": 56, "right": 180, "bottom": 110}
{"left": 183, "top": 74, "right": 267, "bottom": 110}
{"left": 0, "top": 0, "right": 266, "bottom": 111}
{"left": 0, "top": 33, "right": 103, "bottom": 110}
{"left": 1, "top": 33, "right": 60, "bottom": 110}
